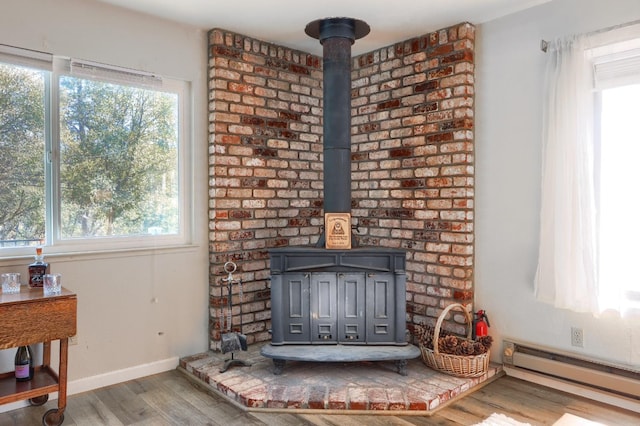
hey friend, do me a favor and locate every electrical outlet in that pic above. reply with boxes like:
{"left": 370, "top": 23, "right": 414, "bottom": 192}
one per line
{"left": 69, "top": 334, "right": 78, "bottom": 346}
{"left": 503, "top": 341, "right": 515, "bottom": 365}
{"left": 571, "top": 327, "right": 584, "bottom": 348}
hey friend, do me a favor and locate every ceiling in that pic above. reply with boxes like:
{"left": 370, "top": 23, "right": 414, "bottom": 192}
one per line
{"left": 92, "top": 0, "right": 551, "bottom": 56}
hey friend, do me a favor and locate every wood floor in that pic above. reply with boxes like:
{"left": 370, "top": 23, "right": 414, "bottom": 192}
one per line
{"left": 0, "top": 370, "right": 637, "bottom": 426}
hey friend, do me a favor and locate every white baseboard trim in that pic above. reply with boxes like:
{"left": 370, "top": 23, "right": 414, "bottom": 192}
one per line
{"left": 0, "top": 357, "right": 179, "bottom": 414}
{"left": 68, "top": 356, "right": 179, "bottom": 396}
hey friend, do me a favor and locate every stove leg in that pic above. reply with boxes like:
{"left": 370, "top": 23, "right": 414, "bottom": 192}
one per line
{"left": 273, "top": 359, "right": 286, "bottom": 375}
{"left": 396, "top": 359, "right": 408, "bottom": 376}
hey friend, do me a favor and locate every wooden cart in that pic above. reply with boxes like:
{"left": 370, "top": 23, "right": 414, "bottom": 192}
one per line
{"left": 0, "top": 287, "right": 77, "bottom": 425}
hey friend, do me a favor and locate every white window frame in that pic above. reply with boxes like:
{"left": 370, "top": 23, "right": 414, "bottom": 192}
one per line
{"left": 0, "top": 45, "right": 193, "bottom": 258}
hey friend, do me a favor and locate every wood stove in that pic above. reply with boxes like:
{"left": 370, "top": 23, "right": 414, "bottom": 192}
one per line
{"left": 262, "top": 246, "right": 419, "bottom": 375}
{"left": 260, "top": 17, "right": 420, "bottom": 375}
{"left": 268, "top": 247, "right": 407, "bottom": 346}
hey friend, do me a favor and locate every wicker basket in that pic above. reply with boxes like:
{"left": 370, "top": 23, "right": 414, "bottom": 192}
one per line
{"left": 419, "top": 303, "right": 490, "bottom": 378}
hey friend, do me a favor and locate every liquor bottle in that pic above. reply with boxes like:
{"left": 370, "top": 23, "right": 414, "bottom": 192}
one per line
{"left": 28, "top": 246, "right": 49, "bottom": 288}
{"left": 14, "top": 346, "right": 34, "bottom": 381}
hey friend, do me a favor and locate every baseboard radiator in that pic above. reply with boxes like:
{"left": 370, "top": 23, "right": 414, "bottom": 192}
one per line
{"left": 502, "top": 339, "right": 640, "bottom": 413}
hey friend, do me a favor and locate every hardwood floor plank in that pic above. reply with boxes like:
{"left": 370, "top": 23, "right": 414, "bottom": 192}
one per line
{"left": 478, "top": 376, "right": 639, "bottom": 425}
{"left": 250, "top": 412, "right": 315, "bottom": 426}
{"left": 458, "top": 379, "right": 560, "bottom": 424}
{"left": 92, "top": 379, "right": 157, "bottom": 424}
{"left": 138, "top": 386, "right": 222, "bottom": 426}
{"left": 292, "top": 414, "right": 342, "bottom": 426}
{"left": 137, "top": 373, "right": 272, "bottom": 426}
{"left": 403, "top": 416, "right": 473, "bottom": 426}
{"left": 427, "top": 401, "right": 492, "bottom": 426}
{"left": 163, "top": 372, "right": 271, "bottom": 425}
{"left": 0, "top": 370, "right": 638, "bottom": 426}
{"left": 64, "top": 392, "right": 125, "bottom": 426}
{"left": 0, "top": 407, "right": 47, "bottom": 426}
{"left": 295, "top": 413, "right": 414, "bottom": 426}
{"left": 125, "top": 375, "right": 158, "bottom": 396}
{"left": 433, "top": 376, "right": 639, "bottom": 426}
{"left": 129, "top": 416, "right": 173, "bottom": 426}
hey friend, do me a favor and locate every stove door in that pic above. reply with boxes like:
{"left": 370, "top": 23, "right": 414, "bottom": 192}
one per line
{"left": 281, "top": 272, "right": 311, "bottom": 343}
{"left": 311, "top": 272, "right": 337, "bottom": 343}
{"left": 337, "top": 273, "right": 366, "bottom": 343}
{"left": 366, "top": 272, "right": 396, "bottom": 343}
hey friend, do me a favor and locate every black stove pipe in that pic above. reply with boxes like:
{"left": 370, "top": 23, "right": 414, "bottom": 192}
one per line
{"left": 305, "top": 18, "right": 369, "bottom": 247}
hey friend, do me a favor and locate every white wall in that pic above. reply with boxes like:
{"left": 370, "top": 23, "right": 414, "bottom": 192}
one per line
{"left": 0, "top": 0, "right": 209, "bottom": 405}
{"left": 476, "top": 0, "right": 640, "bottom": 366}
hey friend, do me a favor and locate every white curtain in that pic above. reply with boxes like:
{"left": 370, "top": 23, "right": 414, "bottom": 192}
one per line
{"left": 534, "top": 35, "right": 600, "bottom": 313}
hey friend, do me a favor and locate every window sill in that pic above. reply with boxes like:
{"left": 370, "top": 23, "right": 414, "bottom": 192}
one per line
{"left": 0, "top": 243, "right": 203, "bottom": 268}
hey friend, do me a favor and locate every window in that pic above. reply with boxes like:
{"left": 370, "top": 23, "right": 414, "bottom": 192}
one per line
{"left": 535, "top": 26, "right": 640, "bottom": 316}
{"left": 593, "top": 42, "right": 640, "bottom": 314}
{"left": 0, "top": 46, "right": 191, "bottom": 255}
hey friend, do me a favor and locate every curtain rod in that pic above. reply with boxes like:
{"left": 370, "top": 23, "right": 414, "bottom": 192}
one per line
{"left": 540, "top": 18, "right": 640, "bottom": 52}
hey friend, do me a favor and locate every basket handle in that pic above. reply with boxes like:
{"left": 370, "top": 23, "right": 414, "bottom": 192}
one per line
{"left": 432, "top": 303, "right": 472, "bottom": 355}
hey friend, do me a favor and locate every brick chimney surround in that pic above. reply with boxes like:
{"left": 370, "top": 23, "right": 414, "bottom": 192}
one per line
{"left": 208, "top": 22, "right": 475, "bottom": 352}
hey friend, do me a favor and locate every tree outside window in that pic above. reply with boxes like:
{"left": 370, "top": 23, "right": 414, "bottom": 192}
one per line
{"left": 0, "top": 64, "right": 45, "bottom": 247}
{"left": 0, "top": 54, "right": 185, "bottom": 252}
{"left": 59, "top": 76, "right": 179, "bottom": 238}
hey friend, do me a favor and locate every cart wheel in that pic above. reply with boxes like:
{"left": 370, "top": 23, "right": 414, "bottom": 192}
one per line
{"left": 42, "top": 409, "right": 64, "bottom": 426}
{"left": 29, "top": 394, "right": 49, "bottom": 406}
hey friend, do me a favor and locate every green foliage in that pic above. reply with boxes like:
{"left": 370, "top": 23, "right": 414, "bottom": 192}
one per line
{"left": 0, "top": 63, "right": 180, "bottom": 245}
{"left": 0, "top": 64, "right": 45, "bottom": 245}
{"left": 59, "top": 77, "right": 179, "bottom": 237}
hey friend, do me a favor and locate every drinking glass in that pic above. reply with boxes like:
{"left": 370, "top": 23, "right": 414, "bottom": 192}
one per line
{"left": 1, "top": 273, "right": 21, "bottom": 294}
{"left": 43, "top": 273, "right": 62, "bottom": 296}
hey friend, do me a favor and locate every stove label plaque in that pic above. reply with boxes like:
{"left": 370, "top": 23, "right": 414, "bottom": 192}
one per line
{"left": 325, "top": 213, "right": 351, "bottom": 250}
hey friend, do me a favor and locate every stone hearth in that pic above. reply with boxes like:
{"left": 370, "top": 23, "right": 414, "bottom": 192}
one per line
{"left": 179, "top": 345, "right": 503, "bottom": 413}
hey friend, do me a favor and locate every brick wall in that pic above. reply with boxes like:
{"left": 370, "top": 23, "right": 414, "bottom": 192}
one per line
{"left": 208, "top": 22, "right": 475, "bottom": 350}
{"left": 208, "top": 30, "right": 324, "bottom": 349}
{"left": 351, "top": 24, "right": 475, "bottom": 336}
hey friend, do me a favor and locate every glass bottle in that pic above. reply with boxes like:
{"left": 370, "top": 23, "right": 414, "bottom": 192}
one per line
{"left": 15, "top": 346, "right": 34, "bottom": 381}
{"left": 28, "top": 246, "right": 50, "bottom": 288}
